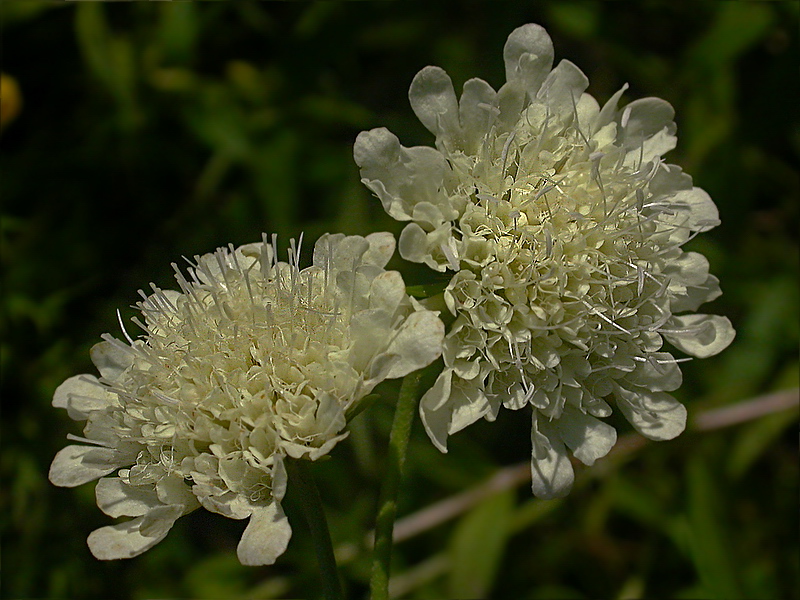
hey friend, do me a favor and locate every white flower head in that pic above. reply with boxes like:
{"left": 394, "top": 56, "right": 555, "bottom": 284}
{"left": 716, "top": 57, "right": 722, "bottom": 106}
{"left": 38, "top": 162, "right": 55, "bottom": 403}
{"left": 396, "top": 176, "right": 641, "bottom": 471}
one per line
{"left": 49, "top": 232, "right": 444, "bottom": 564}
{"left": 354, "top": 24, "right": 735, "bottom": 499}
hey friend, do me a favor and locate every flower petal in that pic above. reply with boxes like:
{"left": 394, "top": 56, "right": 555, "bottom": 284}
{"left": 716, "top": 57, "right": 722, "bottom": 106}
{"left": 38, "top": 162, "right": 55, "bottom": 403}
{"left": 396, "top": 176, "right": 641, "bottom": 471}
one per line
{"left": 419, "top": 370, "right": 496, "bottom": 453}
{"left": 49, "top": 445, "right": 124, "bottom": 487}
{"left": 665, "top": 252, "right": 711, "bottom": 289}
{"left": 383, "top": 310, "right": 445, "bottom": 379}
{"left": 458, "top": 78, "right": 498, "bottom": 152}
{"left": 536, "top": 59, "right": 589, "bottom": 111}
{"left": 87, "top": 505, "right": 183, "bottom": 560}
{"left": 316, "top": 233, "right": 370, "bottom": 273}
{"left": 671, "top": 274, "right": 723, "bottom": 313}
{"left": 398, "top": 222, "right": 432, "bottom": 265}
{"left": 503, "top": 23, "right": 554, "bottom": 96}
{"left": 619, "top": 97, "right": 675, "bottom": 149}
{"left": 354, "top": 128, "right": 448, "bottom": 221}
{"left": 156, "top": 474, "right": 201, "bottom": 509}
{"left": 409, "top": 65, "right": 459, "bottom": 139}
{"left": 531, "top": 416, "right": 574, "bottom": 499}
{"left": 419, "top": 369, "right": 454, "bottom": 452}
{"left": 663, "top": 314, "right": 735, "bottom": 358}
{"left": 663, "top": 187, "right": 721, "bottom": 232}
{"left": 595, "top": 83, "right": 628, "bottom": 132}
{"left": 363, "top": 231, "right": 396, "bottom": 268}
{"left": 575, "top": 93, "right": 600, "bottom": 137}
{"left": 96, "top": 477, "right": 160, "bottom": 518}
{"left": 626, "top": 352, "right": 683, "bottom": 392}
{"left": 90, "top": 340, "right": 133, "bottom": 380}
{"left": 555, "top": 408, "right": 617, "bottom": 466}
{"left": 53, "top": 374, "right": 117, "bottom": 420}
{"left": 237, "top": 502, "right": 292, "bottom": 566}
{"left": 615, "top": 387, "right": 687, "bottom": 441}
{"left": 369, "top": 270, "right": 407, "bottom": 316}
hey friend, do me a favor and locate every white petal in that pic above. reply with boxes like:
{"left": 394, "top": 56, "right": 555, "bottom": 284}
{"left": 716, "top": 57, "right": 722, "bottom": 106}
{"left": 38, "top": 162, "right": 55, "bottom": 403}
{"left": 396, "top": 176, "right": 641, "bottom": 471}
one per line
{"left": 665, "top": 252, "right": 711, "bottom": 289}
{"left": 575, "top": 93, "right": 600, "bottom": 136}
{"left": 271, "top": 455, "right": 288, "bottom": 502}
{"left": 458, "top": 78, "right": 498, "bottom": 152}
{"left": 53, "top": 374, "right": 117, "bottom": 420}
{"left": 594, "top": 83, "right": 628, "bottom": 132}
{"left": 623, "top": 127, "right": 676, "bottom": 166}
{"left": 419, "top": 369, "right": 454, "bottom": 452}
{"left": 665, "top": 187, "right": 721, "bottom": 232}
{"left": 619, "top": 97, "right": 675, "bottom": 149}
{"left": 530, "top": 417, "right": 574, "bottom": 499}
{"left": 305, "top": 433, "right": 349, "bottom": 461}
{"left": 536, "top": 59, "right": 589, "bottom": 111}
{"left": 237, "top": 502, "right": 292, "bottom": 566}
{"left": 87, "top": 505, "right": 183, "bottom": 560}
{"left": 411, "top": 201, "right": 447, "bottom": 229}
{"left": 354, "top": 128, "right": 448, "bottom": 221}
{"left": 49, "top": 445, "right": 123, "bottom": 487}
{"left": 503, "top": 23, "right": 554, "bottom": 95}
{"left": 663, "top": 314, "right": 735, "bottom": 358}
{"left": 626, "top": 352, "right": 684, "bottom": 392}
{"left": 369, "top": 270, "right": 407, "bottom": 315}
{"left": 156, "top": 474, "right": 200, "bottom": 510}
{"left": 615, "top": 387, "right": 687, "bottom": 441}
{"left": 96, "top": 477, "right": 160, "bottom": 518}
{"left": 409, "top": 65, "right": 459, "bottom": 139}
{"left": 448, "top": 379, "right": 496, "bottom": 433}
{"left": 555, "top": 409, "right": 617, "bottom": 466}
{"left": 383, "top": 311, "right": 445, "bottom": 379}
{"left": 363, "top": 231, "right": 396, "bottom": 268}
{"left": 354, "top": 127, "right": 398, "bottom": 172}
{"left": 90, "top": 340, "right": 133, "bottom": 380}
{"left": 495, "top": 80, "right": 527, "bottom": 132}
{"left": 318, "top": 233, "right": 370, "bottom": 272}
{"left": 583, "top": 395, "right": 613, "bottom": 418}
{"left": 398, "top": 222, "right": 432, "bottom": 265}
{"left": 200, "top": 491, "right": 255, "bottom": 520}
{"left": 349, "top": 308, "right": 392, "bottom": 372}
{"left": 648, "top": 162, "right": 693, "bottom": 198}
{"left": 671, "top": 274, "right": 723, "bottom": 313}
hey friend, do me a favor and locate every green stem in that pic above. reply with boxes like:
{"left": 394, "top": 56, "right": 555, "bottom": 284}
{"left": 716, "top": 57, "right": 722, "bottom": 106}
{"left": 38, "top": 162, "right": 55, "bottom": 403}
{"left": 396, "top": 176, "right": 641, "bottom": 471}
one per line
{"left": 370, "top": 369, "right": 424, "bottom": 600}
{"left": 288, "top": 459, "right": 343, "bottom": 600}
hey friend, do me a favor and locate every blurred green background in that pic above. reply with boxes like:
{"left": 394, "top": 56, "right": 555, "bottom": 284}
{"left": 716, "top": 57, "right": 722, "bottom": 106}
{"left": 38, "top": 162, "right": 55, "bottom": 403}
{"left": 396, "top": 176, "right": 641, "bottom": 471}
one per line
{"left": 1, "top": 1, "right": 798, "bottom": 599}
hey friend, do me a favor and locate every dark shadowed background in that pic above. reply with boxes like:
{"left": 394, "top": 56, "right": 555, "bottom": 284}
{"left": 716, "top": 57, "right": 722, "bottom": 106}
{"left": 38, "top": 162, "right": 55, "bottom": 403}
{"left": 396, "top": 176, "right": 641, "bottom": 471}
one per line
{"left": 2, "top": 1, "right": 798, "bottom": 599}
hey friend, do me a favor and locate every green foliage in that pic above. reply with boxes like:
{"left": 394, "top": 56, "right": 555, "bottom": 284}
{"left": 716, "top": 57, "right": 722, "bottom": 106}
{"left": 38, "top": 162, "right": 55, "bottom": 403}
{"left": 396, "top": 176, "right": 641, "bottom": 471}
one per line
{"left": 2, "top": 1, "right": 797, "bottom": 599}
{"left": 447, "top": 490, "right": 514, "bottom": 599}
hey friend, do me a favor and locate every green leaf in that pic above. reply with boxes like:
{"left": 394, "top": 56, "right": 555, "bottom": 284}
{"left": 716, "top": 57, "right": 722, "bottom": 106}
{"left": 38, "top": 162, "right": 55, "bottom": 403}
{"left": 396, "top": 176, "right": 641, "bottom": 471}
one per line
{"left": 185, "top": 553, "right": 248, "bottom": 600}
{"left": 727, "top": 392, "right": 799, "bottom": 478}
{"left": 447, "top": 489, "right": 514, "bottom": 599}
{"left": 608, "top": 475, "right": 667, "bottom": 532}
{"left": 248, "top": 132, "right": 299, "bottom": 240}
{"left": 684, "top": 457, "right": 742, "bottom": 599}
{"left": 546, "top": 2, "right": 599, "bottom": 39}
{"left": 688, "top": 3, "right": 773, "bottom": 68}
{"left": 74, "top": 3, "right": 139, "bottom": 130}
{"left": 406, "top": 281, "right": 447, "bottom": 300}
{"left": 157, "top": 1, "right": 198, "bottom": 66}
{"left": 75, "top": 3, "right": 114, "bottom": 89}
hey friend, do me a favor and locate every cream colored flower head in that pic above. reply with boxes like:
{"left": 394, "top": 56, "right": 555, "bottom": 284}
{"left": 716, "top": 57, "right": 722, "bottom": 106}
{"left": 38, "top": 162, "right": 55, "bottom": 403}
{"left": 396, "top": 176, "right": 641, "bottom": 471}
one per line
{"left": 354, "top": 24, "right": 734, "bottom": 499}
{"left": 49, "top": 232, "right": 444, "bottom": 564}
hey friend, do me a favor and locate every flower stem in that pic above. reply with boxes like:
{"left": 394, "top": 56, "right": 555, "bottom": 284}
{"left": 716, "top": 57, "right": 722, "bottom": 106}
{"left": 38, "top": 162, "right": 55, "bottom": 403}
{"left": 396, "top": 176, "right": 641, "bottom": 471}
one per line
{"left": 370, "top": 369, "right": 424, "bottom": 600}
{"left": 288, "top": 459, "right": 343, "bottom": 600}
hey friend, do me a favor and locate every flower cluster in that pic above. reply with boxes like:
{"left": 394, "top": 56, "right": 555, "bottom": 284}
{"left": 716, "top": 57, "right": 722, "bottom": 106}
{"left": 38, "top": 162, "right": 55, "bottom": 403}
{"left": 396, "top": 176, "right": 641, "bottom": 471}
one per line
{"left": 355, "top": 24, "right": 734, "bottom": 498}
{"left": 49, "top": 233, "right": 444, "bottom": 564}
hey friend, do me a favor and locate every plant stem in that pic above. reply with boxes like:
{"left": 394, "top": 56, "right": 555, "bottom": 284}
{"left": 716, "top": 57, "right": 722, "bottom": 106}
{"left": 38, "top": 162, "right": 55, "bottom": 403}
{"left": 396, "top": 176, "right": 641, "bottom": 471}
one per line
{"left": 288, "top": 459, "right": 343, "bottom": 600}
{"left": 370, "top": 369, "right": 424, "bottom": 600}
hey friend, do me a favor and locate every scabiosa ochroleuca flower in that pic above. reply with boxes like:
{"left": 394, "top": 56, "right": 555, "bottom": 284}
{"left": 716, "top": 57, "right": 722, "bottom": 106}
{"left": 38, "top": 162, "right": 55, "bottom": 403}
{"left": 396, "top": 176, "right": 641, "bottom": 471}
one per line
{"left": 354, "top": 24, "right": 734, "bottom": 498}
{"left": 49, "top": 232, "right": 444, "bottom": 564}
